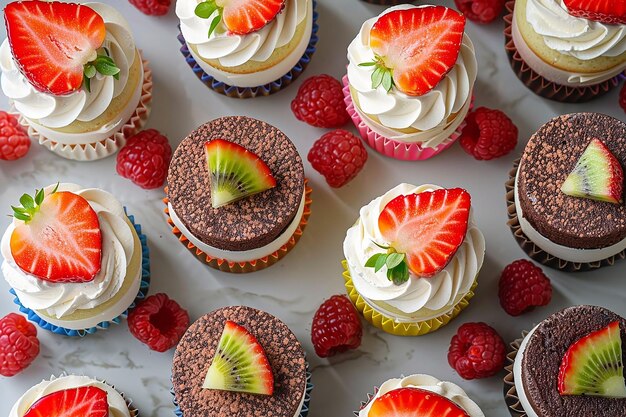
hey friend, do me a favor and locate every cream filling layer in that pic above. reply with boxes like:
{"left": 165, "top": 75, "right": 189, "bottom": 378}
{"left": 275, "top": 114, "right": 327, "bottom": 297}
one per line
{"left": 513, "top": 326, "right": 540, "bottom": 417}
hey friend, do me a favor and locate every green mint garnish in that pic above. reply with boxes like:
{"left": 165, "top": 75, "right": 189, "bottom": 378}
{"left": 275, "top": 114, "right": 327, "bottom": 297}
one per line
{"left": 364, "top": 242, "right": 410, "bottom": 285}
{"left": 83, "top": 49, "right": 121, "bottom": 93}
{"left": 359, "top": 55, "right": 394, "bottom": 93}
{"left": 195, "top": 0, "right": 222, "bottom": 37}
{"left": 11, "top": 183, "right": 58, "bottom": 223}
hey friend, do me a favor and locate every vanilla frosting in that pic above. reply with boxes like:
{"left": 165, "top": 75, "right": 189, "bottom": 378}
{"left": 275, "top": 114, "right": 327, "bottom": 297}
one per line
{"left": 0, "top": 3, "right": 137, "bottom": 129}
{"left": 527, "top": 0, "right": 626, "bottom": 61}
{"left": 9, "top": 375, "right": 131, "bottom": 417}
{"left": 346, "top": 4, "right": 477, "bottom": 145}
{"left": 344, "top": 184, "right": 485, "bottom": 322}
{"left": 513, "top": 326, "right": 541, "bottom": 417}
{"left": 1, "top": 183, "right": 138, "bottom": 320}
{"left": 359, "top": 375, "right": 484, "bottom": 417}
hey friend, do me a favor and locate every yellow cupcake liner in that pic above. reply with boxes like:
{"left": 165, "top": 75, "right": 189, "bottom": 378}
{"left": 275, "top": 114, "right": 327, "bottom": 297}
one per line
{"left": 342, "top": 260, "right": 477, "bottom": 336}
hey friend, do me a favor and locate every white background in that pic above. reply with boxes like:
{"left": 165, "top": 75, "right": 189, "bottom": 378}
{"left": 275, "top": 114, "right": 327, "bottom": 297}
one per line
{"left": 0, "top": 0, "right": 625, "bottom": 416}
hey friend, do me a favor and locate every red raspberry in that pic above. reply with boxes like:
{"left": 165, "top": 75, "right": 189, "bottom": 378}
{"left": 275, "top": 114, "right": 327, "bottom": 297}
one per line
{"left": 0, "top": 111, "right": 30, "bottom": 161}
{"left": 311, "top": 295, "right": 362, "bottom": 358}
{"left": 117, "top": 129, "right": 172, "bottom": 189}
{"left": 128, "top": 293, "right": 189, "bottom": 352}
{"left": 459, "top": 107, "right": 518, "bottom": 160}
{"left": 454, "top": 0, "right": 506, "bottom": 24}
{"left": 620, "top": 83, "right": 626, "bottom": 114}
{"left": 308, "top": 129, "right": 368, "bottom": 188}
{"left": 448, "top": 322, "right": 506, "bottom": 380}
{"left": 291, "top": 74, "right": 350, "bottom": 128}
{"left": 498, "top": 259, "right": 552, "bottom": 316}
{"left": 129, "top": 0, "right": 171, "bottom": 16}
{"left": 0, "top": 313, "right": 40, "bottom": 377}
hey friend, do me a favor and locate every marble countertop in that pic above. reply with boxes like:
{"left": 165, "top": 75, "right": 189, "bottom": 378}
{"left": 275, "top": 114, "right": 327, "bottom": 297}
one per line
{"left": 1, "top": 0, "right": 625, "bottom": 416}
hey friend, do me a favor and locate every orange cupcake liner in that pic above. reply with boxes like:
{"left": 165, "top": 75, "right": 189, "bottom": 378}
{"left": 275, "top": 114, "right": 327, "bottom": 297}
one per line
{"left": 163, "top": 182, "right": 312, "bottom": 273}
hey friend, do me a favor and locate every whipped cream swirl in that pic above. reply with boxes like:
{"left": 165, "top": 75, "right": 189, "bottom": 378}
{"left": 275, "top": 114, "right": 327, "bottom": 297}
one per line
{"left": 347, "top": 5, "right": 477, "bottom": 134}
{"left": 10, "top": 375, "right": 131, "bottom": 417}
{"left": 527, "top": 0, "right": 626, "bottom": 60}
{"left": 344, "top": 184, "right": 485, "bottom": 320}
{"left": 1, "top": 183, "right": 136, "bottom": 319}
{"left": 0, "top": 2, "right": 136, "bottom": 129}
{"left": 359, "top": 375, "right": 484, "bottom": 417}
{"left": 177, "top": 0, "right": 308, "bottom": 67}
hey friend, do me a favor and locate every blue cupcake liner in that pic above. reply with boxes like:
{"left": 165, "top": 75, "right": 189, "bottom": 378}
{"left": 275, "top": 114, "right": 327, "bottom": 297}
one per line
{"left": 172, "top": 360, "right": 313, "bottom": 417}
{"left": 177, "top": 0, "right": 319, "bottom": 98}
{"left": 9, "top": 208, "right": 151, "bottom": 337}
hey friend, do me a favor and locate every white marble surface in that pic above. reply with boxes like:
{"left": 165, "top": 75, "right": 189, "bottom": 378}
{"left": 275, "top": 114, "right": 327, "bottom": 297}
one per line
{"left": 0, "top": 1, "right": 625, "bottom": 416}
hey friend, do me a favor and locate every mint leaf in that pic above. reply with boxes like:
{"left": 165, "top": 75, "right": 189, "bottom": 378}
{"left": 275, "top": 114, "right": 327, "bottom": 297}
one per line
{"left": 84, "top": 75, "right": 91, "bottom": 93}
{"left": 208, "top": 13, "right": 221, "bottom": 37}
{"left": 382, "top": 71, "right": 393, "bottom": 92}
{"left": 84, "top": 64, "right": 96, "bottom": 79}
{"left": 371, "top": 66, "right": 384, "bottom": 89}
{"left": 386, "top": 253, "right": 405, "bottom": 269}
{"left": 195, "top": 1, "right": 217, "bottom": 19}
{"left": 374, "top": 253, "right": 388, "bottom": 272}
{"left": 94, "top": 56, "right": 120, "bottom": 77}
{"left": 390, "top": 262, "right": 409, "bottom": 286}
{"left": 365, "top": 253, "right": 383, "bottom": 268}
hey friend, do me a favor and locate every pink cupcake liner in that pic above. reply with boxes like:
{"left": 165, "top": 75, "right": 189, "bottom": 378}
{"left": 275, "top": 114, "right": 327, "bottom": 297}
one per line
{"left": 342, "top": 75, "right": 473, "bottom": 161}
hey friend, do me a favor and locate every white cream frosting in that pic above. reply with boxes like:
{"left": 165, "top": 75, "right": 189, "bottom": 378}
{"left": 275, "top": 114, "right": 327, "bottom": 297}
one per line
{"left": 346, "top": 4, "right": 477, "bottom": 145}
{"left": 0, "top": 3, "right": 138, "bottom": 131}
{"left": 359, "top": 375, "right": 484, "bottom": 417}
{"left": 513, "top": 326, "right": 541, "bottom": 417}
{"left": 168, "top": 190, "right": 306, "bottom": 263}
{"left": 9, "top": 375, "right": 131, "bottom": 417}
{"left": 343, "top": 184, "right": 485, "bottom": 322}
{"left": 526, "top": 0, "right": 626, "bottom": 61}
{"left": 1, "top": 183, "right": 138, "bottom": 322}
{"left": 514, "top": 171, "right": 626, "bottom": 263}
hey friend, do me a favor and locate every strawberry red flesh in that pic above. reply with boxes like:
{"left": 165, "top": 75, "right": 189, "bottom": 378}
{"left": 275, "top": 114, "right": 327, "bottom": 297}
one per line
{"left": 369, "top": 387, "right": 470, "bottom": 417}
{"left": 369, "top": 6, "right": 466, "bottom": 96}
{"left": 378, "top": 188, "right": 470, "bottom": 278}
{"left": 563, "top": 0, "right": 626, "bottom": 25}
{"left": 10, "top": 191, "right": 102, "bottom": 283}
{"left": 4, "top": 0, "right": 106, "bottom": 96}
{"left": 23, "top": 386, "right": 109, "bottom": 417}
{"left": 219, "top": 0, "right": 285, "bottom": 35}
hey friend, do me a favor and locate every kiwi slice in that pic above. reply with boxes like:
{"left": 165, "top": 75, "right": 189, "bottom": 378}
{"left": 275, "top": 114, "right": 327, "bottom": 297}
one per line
{"left": 202, "top": 320, "right": 274, "bottom": 396}
{"left": 204, "top": 139, "right": 277, "bottom": 208}
{"left": 558, "top": 321, "right": 626, "bottom": 398}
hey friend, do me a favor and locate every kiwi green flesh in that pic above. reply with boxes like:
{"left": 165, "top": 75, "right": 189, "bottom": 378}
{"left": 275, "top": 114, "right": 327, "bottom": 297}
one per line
{"left": 561, "top": 143, "right": 616, "bottom": 203}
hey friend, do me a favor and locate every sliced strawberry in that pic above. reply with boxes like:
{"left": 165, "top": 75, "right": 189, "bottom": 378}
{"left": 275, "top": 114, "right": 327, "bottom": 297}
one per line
{"left": 563, "top": 0, "right": 626, "bottom": 25}
{"left": 194, "top": 0, "right": 285, "bottom": 36}
{"left": 369, "top": 387, "right": 470, "bottom": 417}
{"left": 23, "top": 386, "right": 108, "bottom": 417}
{"left": 10, "top": 188, "right": 102, "bottom": 283}
{"left": 4, "top": 1, "right": 106, "bottom": 95}
{"left": 367, "top": 6, "right": 466, "bottom": 97}
{"left": 378, "top": 188, "right": 470, "bottom": 278}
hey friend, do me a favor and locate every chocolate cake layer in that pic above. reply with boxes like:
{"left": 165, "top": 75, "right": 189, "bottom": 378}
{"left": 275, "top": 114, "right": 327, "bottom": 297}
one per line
{"left": 522, "top": 305, "right": 626, "bottom": 417}
{"left": 517, "top": 113, "right": 626, "bottom": 249}
{"left": 172, "top": 306, "right": 307, "bottom": 417}
{"left": 167, "top": 116, "right": 304, "bottom": 251}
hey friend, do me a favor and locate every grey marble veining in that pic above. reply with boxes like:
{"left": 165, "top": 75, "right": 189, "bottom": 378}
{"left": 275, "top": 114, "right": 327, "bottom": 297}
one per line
{"left": 0, "top": 0, "right": 625, "bottom": 416}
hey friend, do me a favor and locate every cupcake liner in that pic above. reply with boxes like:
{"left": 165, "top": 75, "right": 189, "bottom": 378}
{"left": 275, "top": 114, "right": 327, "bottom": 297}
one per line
{"left": 353, "top": 386, "right": 380, "bottom": 416}
{"left": 12, "top": 52, "right": 153, "bottom": 161}
{"left": 342, "top": 75, "right": 473, "bottom": 161}
{"left": 506, "top": 159, "right": 626, "bottom": 272}
{"left": 503, "top": 332, "right": 529, "bottom": 417}
{"left": 171, "top": 360, "right": 313, "bottom": 417}
{"left": 177, "top": 1, "right": 319, "bottom": 99}
{"left": 342, "top": 260, "right": 477, "bottom": 336}
{"left": 9, "top": 209, "right": 151, "bottom": 337}
{"left": 504, "top": 1, "right": 624, "bottom": 103}
{"left": 163, "top": 182, "right": 312, "bottom": 273}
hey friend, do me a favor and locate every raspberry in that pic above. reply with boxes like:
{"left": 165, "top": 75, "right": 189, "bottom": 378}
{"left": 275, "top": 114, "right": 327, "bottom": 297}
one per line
{"left": 499, "top": 259, "right": 552, "bottom": 316}
{"left": 0, "top": 313, "right": 39, "bottom": 377}
{"left": 129, "top": 0, "right": 171, "bottom": 16}
{"left": 308, "top": 129, "right": 368, "bottom": 188}
{"left": 459, "top": 107, "right": 518, "bottom": 160}
{"left": 311, "top": 295, "right": 362, "bottom": 358}
{"left": 448, "top": 322, "right": 506, "bottom": 380}
{"left": 291, "top": 74, "right": 350, "bottom": 128}
{"left": 116, "top": 129, "right": 172, "bottom": 189}
{"left": 454, "top": 0, "right": 506, "bottom": 24}
{"left": 620, "top": 83, "right": 626, "bottom": 114}
{"left": 128, "top": 293, "right": 189, "bottom": 352}
{"left": 0, "top": 111, "right": 30, "bottom": 161}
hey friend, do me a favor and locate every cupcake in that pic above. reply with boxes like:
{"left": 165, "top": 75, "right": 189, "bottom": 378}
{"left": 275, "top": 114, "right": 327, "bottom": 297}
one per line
{"left": 342, "top": 184, "right": 485, "bottom": 336}
{"left": 344, "top": 4, "right": 477, "bottom": 160}
{"left": 1, "top": 183, "right": 150, "bottom": 337}
{"left": 357, "top": 374, "right": 484, "bottom": 416}
{"left": 1, "top": 1, "right": 152, "bottom": 161}
{"left": 10, "top": 374, "right": 138, "bottom": 417}
{"left": 172, "top": 306, "right": 312, "bottom": 417}
{"left": 507, "top": 113, "right": 626, "bottom": 272}
{"left": 504, "top": 305, "right": 626, "bottom": 417}
{"left": 504, "top": 0, "right": 626, "bottom": 103}
{"left": 176, "top": 0, "right": 318, "bottom": 98}
{"left": 164, "top": 116, "right": 311, "bottom": 273}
